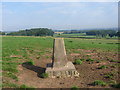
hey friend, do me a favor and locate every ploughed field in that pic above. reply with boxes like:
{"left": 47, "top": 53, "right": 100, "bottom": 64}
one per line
{"left": 2, "top": 36, "right": 119, "bottom": 88}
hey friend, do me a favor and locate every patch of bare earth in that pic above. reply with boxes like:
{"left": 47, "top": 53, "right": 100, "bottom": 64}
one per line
{"left": 16, "top": 49, "right": 119, "bottom": 88}
{"left": 70, "top": 53, "right": 80, "bottom": 56}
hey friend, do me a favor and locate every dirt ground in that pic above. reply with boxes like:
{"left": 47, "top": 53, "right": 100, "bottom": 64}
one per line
{"left": 15, "top": 49, "right": 119, "bottom": 88}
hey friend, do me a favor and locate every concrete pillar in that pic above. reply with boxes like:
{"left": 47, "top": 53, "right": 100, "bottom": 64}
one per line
{"left": 52, "top": 38, "right": 68, "bottom": 68}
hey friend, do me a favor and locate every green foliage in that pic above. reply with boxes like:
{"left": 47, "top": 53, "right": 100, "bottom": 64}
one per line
{"left": 45, "top": 56, "right": 49, "bottom": 59}
{"left": 36, "top": 56, "right": 40, "bottom": 59}
{"left": 7, "top": 28, "right": 54, "bottom": 36}
{"left": 71, "top": 86, "right": 79, "bottom": 90}
{"left": 2, "top": 83, "right": 35, "bottom": 89}
{"left": 20, "top": 84, "right": 35, "bottom": 90}
{"left": 4, "top": 72, "right": 18, "bottom": 81}
{"left": 98, "top": 65, "right": 108, "bottom": 69}
{"left": 110, "top": 59, "right": 118, "bottom": 62}
{"left": 116, "top": 31, "right": 120, "bottom": 37}
{"left": 80, "top": 59, "right": 85, "bottom": 61}
{"left": 20, "top": 84, "right": 29, "bottom": 88}
{"left": 41, "top": 73, "right": 48, "bottom": 78}
{"left": 110, "top": 63, "right": 120, "bottom": 68}
{"left": 55, "top": 30, "right": 119, "bottom": 38}
{"left": 26, "top": 61, "right": 34, "bottom": 65}
{"left": 108, "top": 80, "right": 116, "bottom": 85}
{"left": 92, "top": 80, "right": 107, "bottom": 86}
{"left": 2, "top": 83, "right": 18, "bottom": 88}
{"left": 86, "top": 30, "right": 117, "bottom": 38}
{"left": 111, "top": 82, "right": 120, "bottom": 88}
{"left": 69, "top": 40, "right": 73, "bottom": 43}
{"left": 110, "top": 64, "right": 117, "bottom": 68}
{"left": 96, "top": 60, "right": 101, "bottom": 63}
{"left": 73, "top": 50, "right": 80, "bottom": 53}
{"left": 73, "top": 59, "right": 83, "bottom": 65}
{"left": 0, "top": 31, "right": 5, "bottom": 35}
{"left": 3, "top": 66, "right": 18, "bottom": 73}
{"left": 86, "top": 58, "right": 94, "bottom": 62}
{"left": 104, "top": 72, "right": 114, "bottom": 79}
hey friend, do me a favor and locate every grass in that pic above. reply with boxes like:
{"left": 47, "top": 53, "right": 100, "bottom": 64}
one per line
{"left": 73, "top": 50, "right": 80, "bottom": 53}
{"left": 3, "top": 72, "right": 18, "bottom": 81}
{"left": 111, "top": 82, "right": 120, "bottom": 88}
{"left": 96, "top": 60, "right": 101, "bottom": 63}
{"left": 110, "top": 63, "right": 120, "bottom": 68}
{"left": 65, "top": 38, "right": 118, "bottom": 51}
{"left": 2, "top": 36, "right": 53, "bottom": 87}
{"left": 20, "top": 84, "right": 29, "bottom": 88}
{"left": 86, "top": 58, "right": 94, "bottom": 62}
{"left": 73, "top": 59, "right": 83, "bottom": 65}
{"left": 108, "top": 80, "right": 116, "bottom": 85}
{"left": 25, "top": 61, "right": 34, "bottom": 65}
{"left": 71, "top": 86, "right": 79, "bottom": 90}
{"left": 2, "top": 83, "right": 35, "bottom": 89}
{"left": 98, "top": 65, "right": 108, "bottom": 69}
{"left": 109, "top": 59, "right": 118, "bottom": 62}
{"left": 2, "top": 36, "right": 118, "bottom": 88}
{"left": 2, "top": 62, "right": 18, "bottom": 73}
{"left": 36, "top": 56, "right": 40, "bottom": 59}
{"left": 2, "top": 83, "right": 19, "bottom": 88}
{"left": 104, "top": 72, "right": 114, "bottom": 79}
{"left": 92, "top": 80, "right": 107, "bottom": 86}
{"left": 79, "top": 59, "right": 85, "bottom": 61}
{"left": 20, "top": 84, "right": 35, "bottom": 89}
{"left": 41, "top": 73, "right": 49, "bottom": 78}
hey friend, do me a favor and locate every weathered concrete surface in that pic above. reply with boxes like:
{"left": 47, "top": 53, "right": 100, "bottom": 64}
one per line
{"left": 46, "top": 61, "right": 79, "bottom": 78}
{"left": 52, "top": 38, "right": 68, "bottom": 68}
{"left": 45, "top": 38, "right": 79, "bottom": 78}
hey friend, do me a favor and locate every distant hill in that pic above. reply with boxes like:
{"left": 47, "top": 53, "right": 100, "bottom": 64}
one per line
{"left": 6, "top": 28, "right": 54, "bottom": 36}
{"left": 53, "top": 28, "right": 118, "bottom": 32}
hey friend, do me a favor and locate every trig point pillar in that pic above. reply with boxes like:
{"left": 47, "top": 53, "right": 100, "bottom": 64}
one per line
{"left": 45, "top": 38, "right": 79, "bottom": 78}
{"left": 52, "top": 38, "right": 68, "bottom": 68}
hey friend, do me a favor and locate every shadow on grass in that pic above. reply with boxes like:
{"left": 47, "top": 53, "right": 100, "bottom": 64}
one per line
{"left": 22, "top": 62, "right": 46, "bottom": 78}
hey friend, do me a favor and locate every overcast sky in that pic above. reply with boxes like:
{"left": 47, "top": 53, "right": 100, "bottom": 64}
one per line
{"left": 1, "top": 1, "right": 118, "bottom": 31}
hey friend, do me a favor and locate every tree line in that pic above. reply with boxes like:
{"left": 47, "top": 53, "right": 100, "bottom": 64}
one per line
{"left": 0, "top": 31, "right": 5, "bottom": 35}
{"left": 64, "top": 30, "right": 120, "bottom": 37}
{"left": 2, "top": 28, "right": 54, "bottom": 36}
{"left": 86, "top": 30, "right": 119, "bottom": 37}
{"left": 1, "top": 28, "right": 120, "bottom": 37}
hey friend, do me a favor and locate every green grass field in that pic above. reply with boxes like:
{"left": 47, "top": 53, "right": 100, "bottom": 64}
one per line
{"left": 2, "top": 36, "right": 53, "bottom": 88}
{"left": 2, "top": 36, "right": 119, "bottom": 88}
{"left": 65, "top": 38, "right": 118, "bottom": 51}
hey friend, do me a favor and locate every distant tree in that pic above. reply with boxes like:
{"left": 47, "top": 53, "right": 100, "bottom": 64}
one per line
{"left": 116, "top": 32, "right": 120, "bottom": 37}
{"left": 86, "top": 30, "right": 117, "bottom": 38}
{"left": 7, "top": 28, "right": 54, "bottom": 36}
{"left": 0, "top": 31, "right": 5, "bottom": 35}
